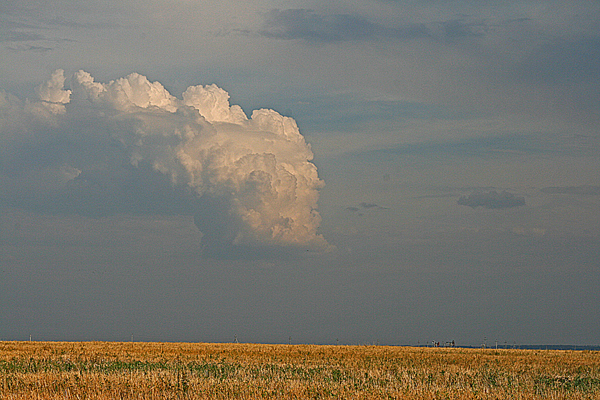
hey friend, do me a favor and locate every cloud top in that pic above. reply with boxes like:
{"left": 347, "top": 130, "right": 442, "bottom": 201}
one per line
{"left": 0, "top": 70, "right": 328, "bottom": 254}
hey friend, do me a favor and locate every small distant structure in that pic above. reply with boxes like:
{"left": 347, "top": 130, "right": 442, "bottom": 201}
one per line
{"left": 432, "top": 340, "right": 455, "bottom": 348}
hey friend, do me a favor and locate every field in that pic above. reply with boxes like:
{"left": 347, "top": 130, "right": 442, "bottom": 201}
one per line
{"left": 1, "top": 341, "right": 599, "bottom": 399}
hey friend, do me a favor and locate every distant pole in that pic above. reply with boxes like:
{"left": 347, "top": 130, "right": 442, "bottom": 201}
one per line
{"left": 29, "top": 334, "right": 32, "bottom": 341}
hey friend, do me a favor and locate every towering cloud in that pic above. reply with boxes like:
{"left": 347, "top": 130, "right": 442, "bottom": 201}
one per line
{"left": 0, "top": 70, "right": 328, "bottom": 254}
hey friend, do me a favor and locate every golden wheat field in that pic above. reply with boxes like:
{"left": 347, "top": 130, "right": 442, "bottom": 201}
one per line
{"left": 0, "top": 341, "right": 599, "bottom": 399}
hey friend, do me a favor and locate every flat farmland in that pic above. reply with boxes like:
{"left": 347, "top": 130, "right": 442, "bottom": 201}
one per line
{"left": 1, "top": 341, "right": 599, "bottom": 399}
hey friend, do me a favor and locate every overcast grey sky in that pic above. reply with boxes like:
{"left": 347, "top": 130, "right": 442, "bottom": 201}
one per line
{"left": 1, "top": 0, "right": 599, "bottom": 346}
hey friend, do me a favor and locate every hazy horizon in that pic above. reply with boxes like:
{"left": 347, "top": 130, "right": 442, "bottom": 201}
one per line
{"left": 1, "top": 0, "right": 599, "bottom": 347}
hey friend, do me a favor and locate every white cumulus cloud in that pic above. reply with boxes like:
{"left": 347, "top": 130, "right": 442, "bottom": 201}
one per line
{"left": 0, "top": 70, "right": 329, "bottom": 255}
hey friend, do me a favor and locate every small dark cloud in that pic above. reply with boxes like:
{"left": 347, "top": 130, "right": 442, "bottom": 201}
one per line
{"left": 258, "top": 9, "right": 428, "bottom": 43}
{"left": 1, "top": 27, "right": 74, "bottom": 52}
{"left": 458, "top": 190, "right": 525, "bottom": 209}
{"left": 347, "top": 202, "right": 389, "bottom": 212}
{"left": 0, "top": 31, "right": 46, "bottom": 42}
{"left": 359, "top": 202, "right": 389, "bottom": 210}
{"left": 541, "top": 185, "right": 600, "bottom": 196}
{"left": 8, "top": 44, "right": 53, "bottom": 53}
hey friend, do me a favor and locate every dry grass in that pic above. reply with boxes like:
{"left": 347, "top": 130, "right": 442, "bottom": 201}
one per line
{"left": 1, "top": 341, "right": 599, "bottom": 399}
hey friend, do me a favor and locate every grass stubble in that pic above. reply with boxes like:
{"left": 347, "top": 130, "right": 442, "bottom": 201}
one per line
{"left": 0, "top": 341, "right": 599, "bottom": 399}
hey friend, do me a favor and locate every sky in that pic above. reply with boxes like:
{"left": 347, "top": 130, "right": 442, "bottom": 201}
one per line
{"left": 0, "top": 0, "right": 599, "bottom": 347}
